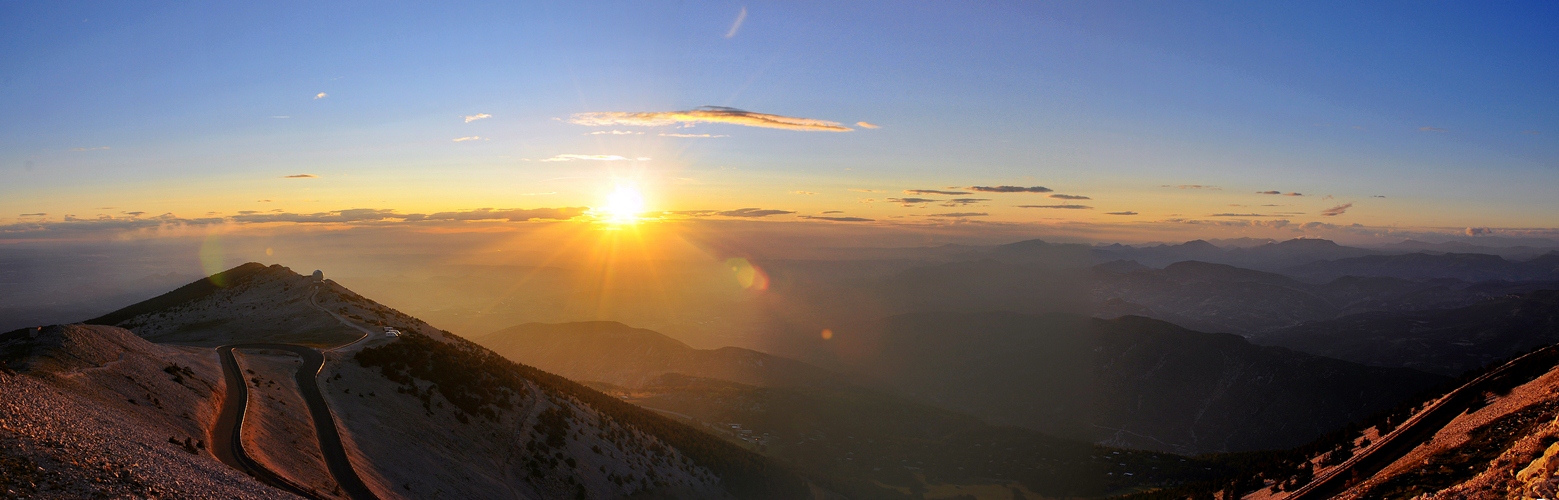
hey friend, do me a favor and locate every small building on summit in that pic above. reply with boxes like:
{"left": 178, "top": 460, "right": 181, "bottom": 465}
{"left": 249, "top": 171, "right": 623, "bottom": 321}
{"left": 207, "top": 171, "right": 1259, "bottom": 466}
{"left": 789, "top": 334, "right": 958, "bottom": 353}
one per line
{"left": 312, "top": 270, "right": 324, "bottom": 282}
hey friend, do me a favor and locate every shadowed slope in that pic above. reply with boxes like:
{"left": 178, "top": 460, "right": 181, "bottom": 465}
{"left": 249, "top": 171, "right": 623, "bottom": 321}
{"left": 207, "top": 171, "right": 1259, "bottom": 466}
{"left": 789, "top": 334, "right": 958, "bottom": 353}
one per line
{"left": 1256, "top": 290, "right": 1559, "bottom": 376}
{"left": 783, "top": 312, "right": 1448, "bottom": 455}
{"left": 476, "top": 321, "right": 844, "bottom": 389}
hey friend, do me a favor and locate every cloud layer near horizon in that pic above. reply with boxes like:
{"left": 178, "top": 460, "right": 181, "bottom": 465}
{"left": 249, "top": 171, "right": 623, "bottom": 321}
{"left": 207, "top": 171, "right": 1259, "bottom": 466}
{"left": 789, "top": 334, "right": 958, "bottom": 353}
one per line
{"left": 570, "top": 106, "right": 852, "bottom": 132}
{"left": 0, "top": 207, "right": 589, "bottom": 238}
{"left": 716, "top": 208, "right": 796, "bottom": 218}
{"left": 969, "top": 186, "right": 1052, "bottom": 193}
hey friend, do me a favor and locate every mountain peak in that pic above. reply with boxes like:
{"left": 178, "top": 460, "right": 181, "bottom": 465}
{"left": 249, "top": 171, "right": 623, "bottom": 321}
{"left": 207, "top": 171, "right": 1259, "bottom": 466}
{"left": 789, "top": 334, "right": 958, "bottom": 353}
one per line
{"left": 997, "top": 238, "right": 1052, "bottom": 250}
{"left": 1179, "top": 239, "right": 1220, "bottom": 250}
{"left": 1276, "top": 237, "right": 1340, "bottom": 248}
{"left": 85, "top": 262, "right": 368, "bottom": 346}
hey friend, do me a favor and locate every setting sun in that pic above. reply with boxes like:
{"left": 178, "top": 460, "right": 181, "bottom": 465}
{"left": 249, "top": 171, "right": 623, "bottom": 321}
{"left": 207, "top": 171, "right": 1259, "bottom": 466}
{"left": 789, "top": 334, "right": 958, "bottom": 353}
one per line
{"left": 601, "top": 185, "right": 646, "bottom": 223}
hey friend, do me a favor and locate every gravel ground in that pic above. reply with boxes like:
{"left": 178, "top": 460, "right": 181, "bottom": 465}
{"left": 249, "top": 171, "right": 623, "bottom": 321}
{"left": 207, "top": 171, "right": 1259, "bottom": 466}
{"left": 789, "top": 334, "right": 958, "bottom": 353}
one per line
{"left": 0, "top": 324, "right": 293, "bottom": 499}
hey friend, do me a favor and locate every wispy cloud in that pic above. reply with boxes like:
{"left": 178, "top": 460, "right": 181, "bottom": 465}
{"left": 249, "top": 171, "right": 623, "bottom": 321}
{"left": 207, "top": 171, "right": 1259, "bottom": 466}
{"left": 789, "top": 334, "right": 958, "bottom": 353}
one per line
{"left": 856, "top": 122, "right": 880, "bottom": 129}
{"left": 18, "top": 213, "right": 46, "bottom": 217}
{"left": 906, "top": 189, "right": 970, "bottom": 195}
{"left": 1, "top": 207, "right": 589, "bottom": 234}
{"left": 940, "top": 198, "right": 989, "bottom": 207}
{"left": 925, "top": 212, "right": 986, "bottom": 217}
{"left": 659, "top": 133, "right": 728, "bottom": 138}
{"left": 820, "top": 210, "right": 842, "bottom": 214}
{"left": 665, "top": 210, "right": 717, "bottom": 217}
{"left": 314, "top": 92, "right": 328, "bottom": 99}
{"left": 1209, "top": 213, "right": 1272, "bottom": 217}
{"left": 1371, "top": 195, "right": 1387, "bottom": 198}
{"left": 408, "top": 207, "right": 587, "bottom": 222}
{"left": 283, "top": 174, "right": 318, "bottom": 179}
{"left": 802, "top": 215, "right": 874, "bottom": 222}
{"left": 1320, "top": 203, "right": 1353, "bottom": 216}
{"left": 271, "top": 116, "right": 289, "bottom": 119}
{"left": 790, "top": 191, "right": 816, "bottom": 195}
{"left": 571, "top": 106, "right": 851, "bottom": 132}
{"left": 724, "top": 7, "right": 747, "bottom": 38}
{"left": 1419, "top": 126, "right": 1447, "bottom": 133}
{"left": 968, "top": 185, "right": 1052, "bottom": 193}
{"left": 71, "top": 146, "right": 110, "bottom": 152}
{"left": 452, "top": 136, "right": 485, "bottom": 142}
{"left": 887, "top": 197, "right": 938, "bottom": 206}
{"left": 1256, "top": 191, "right": 1304, "bottom": 196}
{"left": 589, "top": 130, "right": 642, "bottom": 135}
{"left": 464, "top": 113, "right": 492, "bottom": 123}
{"left": 1106, "top": 211, "right": 1138, "bottom": 216}
{"left": 259, "top": 207, "right": 582, "bottom": 223}
{"left": 538, "top": 154, "right": 649, "bottom": 162}
{"left": 1017, "top": 204, "right": 1091, "bottom": 209}
{"left": 1048, "top": 194, "right": 1090, "bottom": 200}
{"left": 717, "top": 208, "right": 795, "bottom": 218}
{"left": 1466, "top": 227, "right": 1493, "bottom": 236}
{"left": 1164, "top": 184, "right": 1220, "bottom": 190}
{"left": 848, "top": 188, "right": 883, "bottom": 193}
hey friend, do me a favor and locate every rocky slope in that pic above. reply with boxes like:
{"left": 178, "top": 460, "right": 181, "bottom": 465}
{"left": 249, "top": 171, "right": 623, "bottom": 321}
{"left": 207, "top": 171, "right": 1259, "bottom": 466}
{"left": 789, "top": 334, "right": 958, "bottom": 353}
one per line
{"left": 0, "top": 324, "right": 286, "bottom": 499}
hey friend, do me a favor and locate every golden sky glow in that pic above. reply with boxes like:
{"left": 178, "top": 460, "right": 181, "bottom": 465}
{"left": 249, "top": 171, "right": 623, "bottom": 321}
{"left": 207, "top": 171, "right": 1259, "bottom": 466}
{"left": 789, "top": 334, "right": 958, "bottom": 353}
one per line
{"left": 2, "top": 4, "right": 1556, "bottom": 246}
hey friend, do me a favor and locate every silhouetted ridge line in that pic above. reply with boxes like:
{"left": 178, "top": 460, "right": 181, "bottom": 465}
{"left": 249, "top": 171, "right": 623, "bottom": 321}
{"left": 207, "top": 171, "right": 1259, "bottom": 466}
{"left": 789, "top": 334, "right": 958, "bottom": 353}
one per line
{"left": 84, "top": 262, "right": 276, "bottom": 326}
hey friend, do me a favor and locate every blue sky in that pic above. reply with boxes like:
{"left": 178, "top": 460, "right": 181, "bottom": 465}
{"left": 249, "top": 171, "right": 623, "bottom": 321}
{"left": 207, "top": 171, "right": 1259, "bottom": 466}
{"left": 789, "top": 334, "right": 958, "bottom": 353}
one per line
{"left": 2, "top": 1, "right": 1556, "bottom": 242}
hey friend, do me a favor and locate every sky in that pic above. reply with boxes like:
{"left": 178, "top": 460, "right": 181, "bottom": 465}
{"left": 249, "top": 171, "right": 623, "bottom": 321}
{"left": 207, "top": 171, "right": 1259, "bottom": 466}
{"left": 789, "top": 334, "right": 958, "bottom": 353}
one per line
{"left": 3, "top": 1, "right": 1558, "bottom": 247}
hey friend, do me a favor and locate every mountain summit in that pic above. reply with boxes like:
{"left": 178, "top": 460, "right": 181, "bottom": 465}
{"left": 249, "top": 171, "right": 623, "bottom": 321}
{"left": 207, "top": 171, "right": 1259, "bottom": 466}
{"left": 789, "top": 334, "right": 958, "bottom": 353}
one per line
{"left": 6, "top": 263, "right": 809, "bottom": 499}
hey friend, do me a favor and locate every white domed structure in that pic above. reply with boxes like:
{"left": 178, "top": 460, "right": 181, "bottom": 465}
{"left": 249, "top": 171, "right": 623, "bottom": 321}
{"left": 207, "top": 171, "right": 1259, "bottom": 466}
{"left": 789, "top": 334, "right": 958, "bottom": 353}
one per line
{"left": 312, "top": 270, "right": 324, "bottom": 282}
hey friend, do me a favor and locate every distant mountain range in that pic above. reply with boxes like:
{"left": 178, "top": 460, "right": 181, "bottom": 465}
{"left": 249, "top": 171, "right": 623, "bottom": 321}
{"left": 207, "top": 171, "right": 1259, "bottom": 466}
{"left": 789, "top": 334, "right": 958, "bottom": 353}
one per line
{"left": 1282, "top": 251, "right": 1559, "bottom": 283}
{"left": 476, "top": 321, "right": 1220, "bottom": 497}
{"left": 1091, "top": 259, "right": 1559, "bottom": 334}
{"left": 773, "top": 311, "right": 1446, "bottom": 455}
{"left": 496, "top": 314, "right": 1445, "bottom": 457}
{"left": 1254, "top": 290, "right": 1559, "bottom": 377}
{"left": 476, "top": 321, "right": 844, "bottom": 389}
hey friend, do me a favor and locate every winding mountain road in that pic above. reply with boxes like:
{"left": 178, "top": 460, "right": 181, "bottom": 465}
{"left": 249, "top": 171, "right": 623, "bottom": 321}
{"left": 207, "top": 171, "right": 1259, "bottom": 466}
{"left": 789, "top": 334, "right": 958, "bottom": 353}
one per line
{"left": 210, "top": 284, "right": 381, "bottom": 500}
{"left": 211, "top": 344, "right": 323, "bottom": 499}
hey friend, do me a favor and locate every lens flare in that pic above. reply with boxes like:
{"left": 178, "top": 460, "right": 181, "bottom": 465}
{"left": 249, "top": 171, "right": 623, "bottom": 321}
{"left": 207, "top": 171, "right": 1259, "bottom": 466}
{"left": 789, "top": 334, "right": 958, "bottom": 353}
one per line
{"left": 199, "top": 233, "right": 227, "bottom": 286}
{"left": 726, "top": 257, "right": 769, "bottom": 291}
